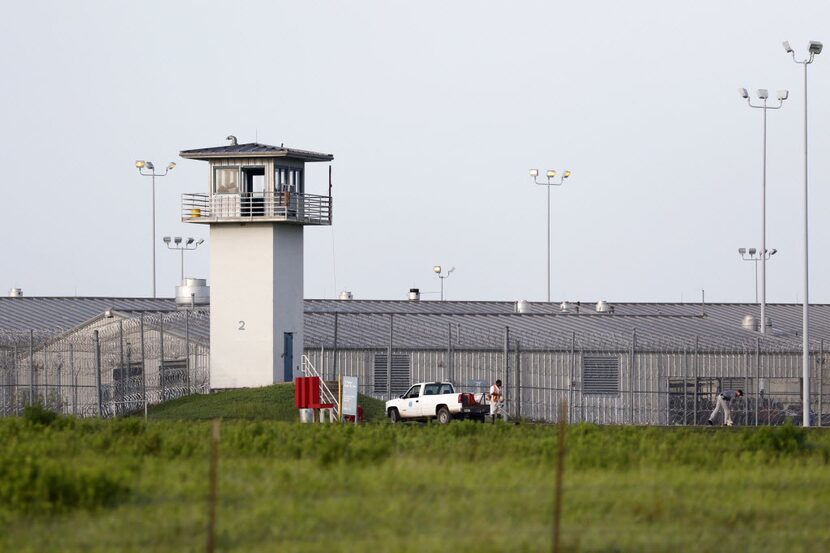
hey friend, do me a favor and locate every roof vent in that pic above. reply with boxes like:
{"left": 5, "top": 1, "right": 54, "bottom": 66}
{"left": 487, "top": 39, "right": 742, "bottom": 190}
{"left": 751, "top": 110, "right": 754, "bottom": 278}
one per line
{"left": 8, "top": 288, "right": 22, "bottom": 297}
{"left": 741, "top": 314, "right": 759, "bottom": 332}
{"left": 515, "top": 300, "right": 530, "bottom": 314}
{"left": 596, "top": 300, "right": 611, "bottom": 313}
{"left": 176, "top": 278, "right": 210, "bottom": 309}
{"left": 408, "top": 288, "right": 420, "bottom": 301}
{"left": 104, "top": 309, "right": 114, "bottom": 318}
{"left": 226, "top": 135, "right": 238, "bottom": 146}
{"left": 560, "top": 301, "right": 571, "bottom": 313}
{"left": 339, "top": 291, "right": 354, "bottom": 300}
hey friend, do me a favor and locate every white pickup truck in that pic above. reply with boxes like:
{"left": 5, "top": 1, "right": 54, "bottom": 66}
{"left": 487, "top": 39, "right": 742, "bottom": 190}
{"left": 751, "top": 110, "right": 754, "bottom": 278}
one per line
{"left": 385, "top": 382, "right": 489, "bottom": 424}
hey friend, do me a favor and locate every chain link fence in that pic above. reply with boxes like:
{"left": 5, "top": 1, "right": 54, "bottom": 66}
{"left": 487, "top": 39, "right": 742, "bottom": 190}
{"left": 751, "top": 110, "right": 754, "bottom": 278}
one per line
{"left": 304, "top": 312, "right": 830, "bottom": 426}
{"left": 0, "top": 310, "right": 209, "bottom": 418}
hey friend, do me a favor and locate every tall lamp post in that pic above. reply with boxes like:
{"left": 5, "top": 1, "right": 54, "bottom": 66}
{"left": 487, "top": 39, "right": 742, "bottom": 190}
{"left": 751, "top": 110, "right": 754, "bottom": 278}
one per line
{"left": 529, "top": 169, "right": 572, "bottom": 303}
{"left": 738, "top": 87, "right": 787, "bottom": 333}
{"left": 784, "top": 40, "right": 822, "bottom": 427}
{"left": 737, "top": 247, "right": 777, "bottom": 304}
{"left": 433, "top": 265, "right": 455, "bottom": 301}
{"left": 136, "top": 160, "right": 176, "bottom": 298}
{"left": 163, "top": 236, "right": 205, "bottom": 282}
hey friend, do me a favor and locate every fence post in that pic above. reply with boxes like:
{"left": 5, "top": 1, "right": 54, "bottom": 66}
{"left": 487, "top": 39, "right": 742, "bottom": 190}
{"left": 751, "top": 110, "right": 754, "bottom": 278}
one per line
{"left": 693, "top": 336, "right": 699, "bottom": 424}
{"left": 819, "top": 339, "right": 824, "bottom": 427}
{"left": 514, "top": 340, "right": 521, "bottom": 420}
{"left": 755, "top": 338, "right": 761, "bottom": 427}
{"left": 140, "top": 314, "right": 147, "bottom": 420}
{"left": 186, "top": 309, "right": 192, "bottom": 395}
{"left": 569, "top": 331, "right": 575, "bottom": 424}
{"left": 94, "top": 330, "right": 103, "bottom": 418}
{"left": 119, "top": 320, "right": 125, "bottom": 416}
{"left": 630, "top": 329, "right": 636, "bottom": 424}
{"left": 160, "top": 314, "right": 166, "bottom": 402}
{"left": 29, "top": 330, "right": 34, "bottom": 406}
{"left": 332, "top": 313, "right": 339, "bottom": 383}
{"left": 447, "top": 323, "right": 454, "bottom": 384}
{"left": 12, "top": 345, "right": 19, "bottom": 415}
{"left": 387, "top": 314, "right": 393, "bottom": 401}
{"left": 43, "top": 343, "right": 48, "bottom": 408}
{"left": 70, "top": 343, "right": 76, "bottom": 416}
{"left": 503, "top": 326, "right": 510, "bottom": 419}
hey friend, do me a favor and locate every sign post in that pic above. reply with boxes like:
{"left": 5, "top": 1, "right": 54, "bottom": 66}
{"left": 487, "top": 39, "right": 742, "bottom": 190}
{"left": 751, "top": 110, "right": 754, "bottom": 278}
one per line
{"left": 342, "top": 376, "right": 359, "bottom": 425}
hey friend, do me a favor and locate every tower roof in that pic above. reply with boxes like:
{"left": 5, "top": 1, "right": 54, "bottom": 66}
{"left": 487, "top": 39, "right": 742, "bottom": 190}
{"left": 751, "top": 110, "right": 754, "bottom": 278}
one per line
{"left": 180, "top": 142, "right": 333, "bottom": 162}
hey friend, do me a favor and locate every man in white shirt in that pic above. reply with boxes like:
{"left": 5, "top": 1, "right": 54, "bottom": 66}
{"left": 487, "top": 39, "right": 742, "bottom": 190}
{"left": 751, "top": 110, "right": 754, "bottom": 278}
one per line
{"left": 489, "top": 379, "right": 503, "bottom": 423}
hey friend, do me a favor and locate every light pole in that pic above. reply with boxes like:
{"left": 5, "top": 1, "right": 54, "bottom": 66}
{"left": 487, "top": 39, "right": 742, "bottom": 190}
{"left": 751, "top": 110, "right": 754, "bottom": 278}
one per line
{"left": 433, "top": 265, "right": 455, "bottom": 301}
{"left": 529, "top": 168, "right": 572, "bottom": 303}
{"left": 784, "top": 40, "right": 822, "bottom": 427}
{"left": 163, "top": 236, "right": 205, "bottom": 282}
{"left": 136, "top": 160, "right": 176, "bottom": 298}
{"left": 738, "top": 87, "right": 787, "bottom": 333}
{"left": 738, "top": 247, "right": 777, "bottom": 305}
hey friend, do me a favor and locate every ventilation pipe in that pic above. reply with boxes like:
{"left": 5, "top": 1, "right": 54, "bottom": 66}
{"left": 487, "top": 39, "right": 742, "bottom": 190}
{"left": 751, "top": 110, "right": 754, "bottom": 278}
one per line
{"left": 515, "top": 300, "right": 530, "bottom": 314}
{"left": 339, "top": 291, "right": 354, "bottom": 300}
{"left": 8, "top": 288, "right": 22, "bottom": 297}
{"left": 408, "top": 288, "right": 420, "bottom": 301}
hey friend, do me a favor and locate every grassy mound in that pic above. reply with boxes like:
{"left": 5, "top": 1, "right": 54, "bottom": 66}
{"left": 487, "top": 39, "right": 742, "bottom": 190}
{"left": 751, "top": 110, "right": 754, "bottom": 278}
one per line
{"left": 144, "top": 383, "right": 386, "bottom": 422}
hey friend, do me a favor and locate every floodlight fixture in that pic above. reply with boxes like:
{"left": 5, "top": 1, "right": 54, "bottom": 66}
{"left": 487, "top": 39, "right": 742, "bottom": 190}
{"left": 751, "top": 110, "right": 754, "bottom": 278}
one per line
{"left": 757, "top": 89, "right": 769, "bottom": 100}
{"left": 196, "top": 238, "right": 205, "bottom": 246}
{"left": 738, "top": 247, "right": 747, "bottom": 255}
{"left": 145, "top": 161, "right": 155, "bottom": 171}
{"left": 546, "top": 170, "right": 556, "bottom": 178}
{"left": 809, "top": 41, "right": 823, "bottom": 55}
{"left": 174, "top": 236, "right": 182, "bottom": 245}
{"left": 783, "top": 41, "right": 793, "bottom": 54}
{"left": 167, "top": 162, "right": 176, "bottom": 171}
{"left": 135, "top": 160, "right": 146, "bottom": 169}
{"left": 770, "top": 248, "right": 778, "bottom": 255}
{"left": 433, "top": 265, "right": 442, "bottom": 274}
{"left": 563, "top": 170, "right": 571, "bottom": 178}
{"left": 529, "top": 169, "right": 539, "bottom": 178}
{"left": 748, "top": 248, "right": 757, "bottom": 255}
{"left": 738, "top": 88, "right": 749, "bottom": 99}
{"left": 186, "top": 237, "right": 195, "bottom": 245}
{"left": 163, "top": 236, "right": 172, "bottom": 244}
{"left": 777, "top": 90, "right": 789, "bottom": 101}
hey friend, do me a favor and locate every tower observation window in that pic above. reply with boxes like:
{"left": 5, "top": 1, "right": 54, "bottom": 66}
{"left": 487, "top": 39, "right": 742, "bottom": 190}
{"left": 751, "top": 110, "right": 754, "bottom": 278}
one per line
{"left": 214, "top": 167, "right": 240, "bottom": 194}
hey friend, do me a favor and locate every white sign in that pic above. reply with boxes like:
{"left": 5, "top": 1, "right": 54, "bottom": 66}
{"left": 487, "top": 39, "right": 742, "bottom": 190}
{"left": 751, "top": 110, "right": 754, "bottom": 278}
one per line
{"left": 342, "top": 376, "right": 359, "bottom": 416}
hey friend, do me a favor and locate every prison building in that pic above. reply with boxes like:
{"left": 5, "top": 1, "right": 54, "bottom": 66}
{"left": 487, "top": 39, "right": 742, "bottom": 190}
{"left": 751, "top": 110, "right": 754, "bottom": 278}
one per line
{"left": 1, "top": 295, "right": 829, "bottom": 425}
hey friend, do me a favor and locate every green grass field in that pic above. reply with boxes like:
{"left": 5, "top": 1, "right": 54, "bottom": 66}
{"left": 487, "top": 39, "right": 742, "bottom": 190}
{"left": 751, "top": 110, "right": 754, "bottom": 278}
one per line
{"left": 1, "top": 389, "right": 829, "bottom": 552}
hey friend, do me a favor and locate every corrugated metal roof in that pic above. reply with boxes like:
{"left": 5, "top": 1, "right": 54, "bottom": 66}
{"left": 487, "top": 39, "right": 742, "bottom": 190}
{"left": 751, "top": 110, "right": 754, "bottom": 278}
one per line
{"left": 0, "top": 297, "right": 176, "bottom": 332}
{"left": 179, "top": 142, "right": 333, "bottom": 162}
{"left": 4, "top": 297, "right": 830, "bottom": 352}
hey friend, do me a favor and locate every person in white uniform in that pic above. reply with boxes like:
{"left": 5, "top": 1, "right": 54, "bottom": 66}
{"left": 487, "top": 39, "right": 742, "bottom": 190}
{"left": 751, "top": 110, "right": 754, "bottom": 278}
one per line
{"left": 707, "top": 389, "right": 743, "bottom": 426}
{"left": 489, "top": 379, "right": 503, "bottom": 423}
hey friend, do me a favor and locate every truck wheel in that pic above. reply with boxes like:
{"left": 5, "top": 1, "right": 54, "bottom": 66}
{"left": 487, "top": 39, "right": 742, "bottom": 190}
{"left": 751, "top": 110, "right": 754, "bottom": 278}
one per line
{"left": 388, "top": 408, "right": 401, "bottom": 423}
{"left": 437, "top": 407, "right": 451, "bottom": 424}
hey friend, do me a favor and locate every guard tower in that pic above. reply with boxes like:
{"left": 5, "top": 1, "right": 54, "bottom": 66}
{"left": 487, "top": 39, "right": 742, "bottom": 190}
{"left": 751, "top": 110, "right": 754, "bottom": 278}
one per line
{"left": 180, "top": 137, "right": 333, "bottom": 388}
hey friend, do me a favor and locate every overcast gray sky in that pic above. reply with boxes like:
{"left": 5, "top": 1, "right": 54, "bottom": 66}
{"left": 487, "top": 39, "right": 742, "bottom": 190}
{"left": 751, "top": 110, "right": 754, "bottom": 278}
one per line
{"left": 2, "top": 1, "right": 830, "bottom": 303}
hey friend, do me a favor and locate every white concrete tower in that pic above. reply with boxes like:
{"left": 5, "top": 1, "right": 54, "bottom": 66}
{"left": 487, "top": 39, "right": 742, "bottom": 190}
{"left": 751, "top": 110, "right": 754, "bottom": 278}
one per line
{"left": 180, "top": 137, "right": 333, "bottom": 388}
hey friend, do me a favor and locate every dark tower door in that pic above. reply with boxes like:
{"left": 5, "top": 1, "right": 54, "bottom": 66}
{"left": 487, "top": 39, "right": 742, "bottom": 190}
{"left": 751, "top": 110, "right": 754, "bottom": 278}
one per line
{"left": 283, "top": 332, "right": 294, "bottom": 382}
{"left": 241, "top": 166, "right": 265, "bottom": 216}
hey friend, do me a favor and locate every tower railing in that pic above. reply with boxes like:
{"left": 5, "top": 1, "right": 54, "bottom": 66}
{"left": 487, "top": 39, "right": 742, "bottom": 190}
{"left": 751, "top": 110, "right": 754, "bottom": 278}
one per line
{"left": 181, "top": 192, "right": 331, "bottom": 225}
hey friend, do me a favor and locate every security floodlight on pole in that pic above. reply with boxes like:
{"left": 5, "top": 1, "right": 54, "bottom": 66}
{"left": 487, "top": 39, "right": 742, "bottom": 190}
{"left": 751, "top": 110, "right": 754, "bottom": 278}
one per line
{"left": 164, "top": 236, "right": 205, "bottom": 282}
{"left": 136, "top": 160, "right": 176, "bottom": 298}
{"left": 529, "top": 168, "right": 572, "bottom": 302}
{"left": 784, "top": 39, "right": 822, "bottom": 426}
{"left": 738, "top": 247, "right": 777, "bottom": 305}
{"left": 738, "top": 86, "right": 787, "bottom": 333}
{"left": 433, "top": 265, "right": 455, "bottom": 301}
